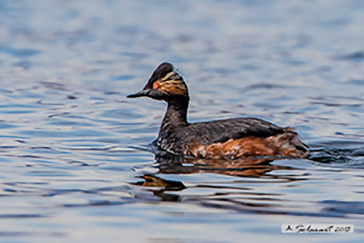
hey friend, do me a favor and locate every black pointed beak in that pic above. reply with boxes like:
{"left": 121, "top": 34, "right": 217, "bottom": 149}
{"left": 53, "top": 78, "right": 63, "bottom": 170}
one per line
{"left": 126, "top": 89, "right": 149, "bottom": 98}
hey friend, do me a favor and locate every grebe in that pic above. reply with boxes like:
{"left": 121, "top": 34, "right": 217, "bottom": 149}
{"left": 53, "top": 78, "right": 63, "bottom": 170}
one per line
{"left": 127, "top": 62, "right": 309, "bottom": 159}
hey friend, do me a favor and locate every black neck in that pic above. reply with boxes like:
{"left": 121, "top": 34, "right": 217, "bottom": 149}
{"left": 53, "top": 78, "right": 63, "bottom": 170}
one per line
{"left": 161, "top": 96, "right": 189, "bottom": 129}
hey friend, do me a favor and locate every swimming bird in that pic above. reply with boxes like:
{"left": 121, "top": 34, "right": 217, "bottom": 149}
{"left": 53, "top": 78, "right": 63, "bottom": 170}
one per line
{"left": 127, "top": 62, "right": 309, "bottom": 159}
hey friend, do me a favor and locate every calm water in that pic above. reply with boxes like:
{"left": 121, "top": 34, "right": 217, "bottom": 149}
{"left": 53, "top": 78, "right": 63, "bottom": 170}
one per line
{"left": 1, "top": 0, "right": 364, "bottom": 242}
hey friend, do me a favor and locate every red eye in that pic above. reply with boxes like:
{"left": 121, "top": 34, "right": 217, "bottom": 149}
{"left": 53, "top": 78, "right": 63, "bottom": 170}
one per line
{"left": 153, "top": 83, "right": 159, "bottom": 89}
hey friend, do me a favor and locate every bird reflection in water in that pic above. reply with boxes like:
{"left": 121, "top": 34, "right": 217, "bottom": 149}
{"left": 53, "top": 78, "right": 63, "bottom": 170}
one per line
{"left": 135, "top": 154, "right": 302, "bottom": 204}
{"left": 155, "top": 153, "right": 294, "bottom": 177}
{"left": 135, "top": 174, "right": 186, "bottom": 202}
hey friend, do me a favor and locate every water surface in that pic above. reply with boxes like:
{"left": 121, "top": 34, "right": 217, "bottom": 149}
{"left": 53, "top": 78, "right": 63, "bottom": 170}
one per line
{"left": 1, "top": 0, "right": 364, "bottom": 242}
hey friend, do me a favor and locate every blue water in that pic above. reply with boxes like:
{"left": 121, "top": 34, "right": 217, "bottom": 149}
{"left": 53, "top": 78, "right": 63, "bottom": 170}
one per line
{"left": 0, "top": 0, "right": 364, "bottom": 242}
